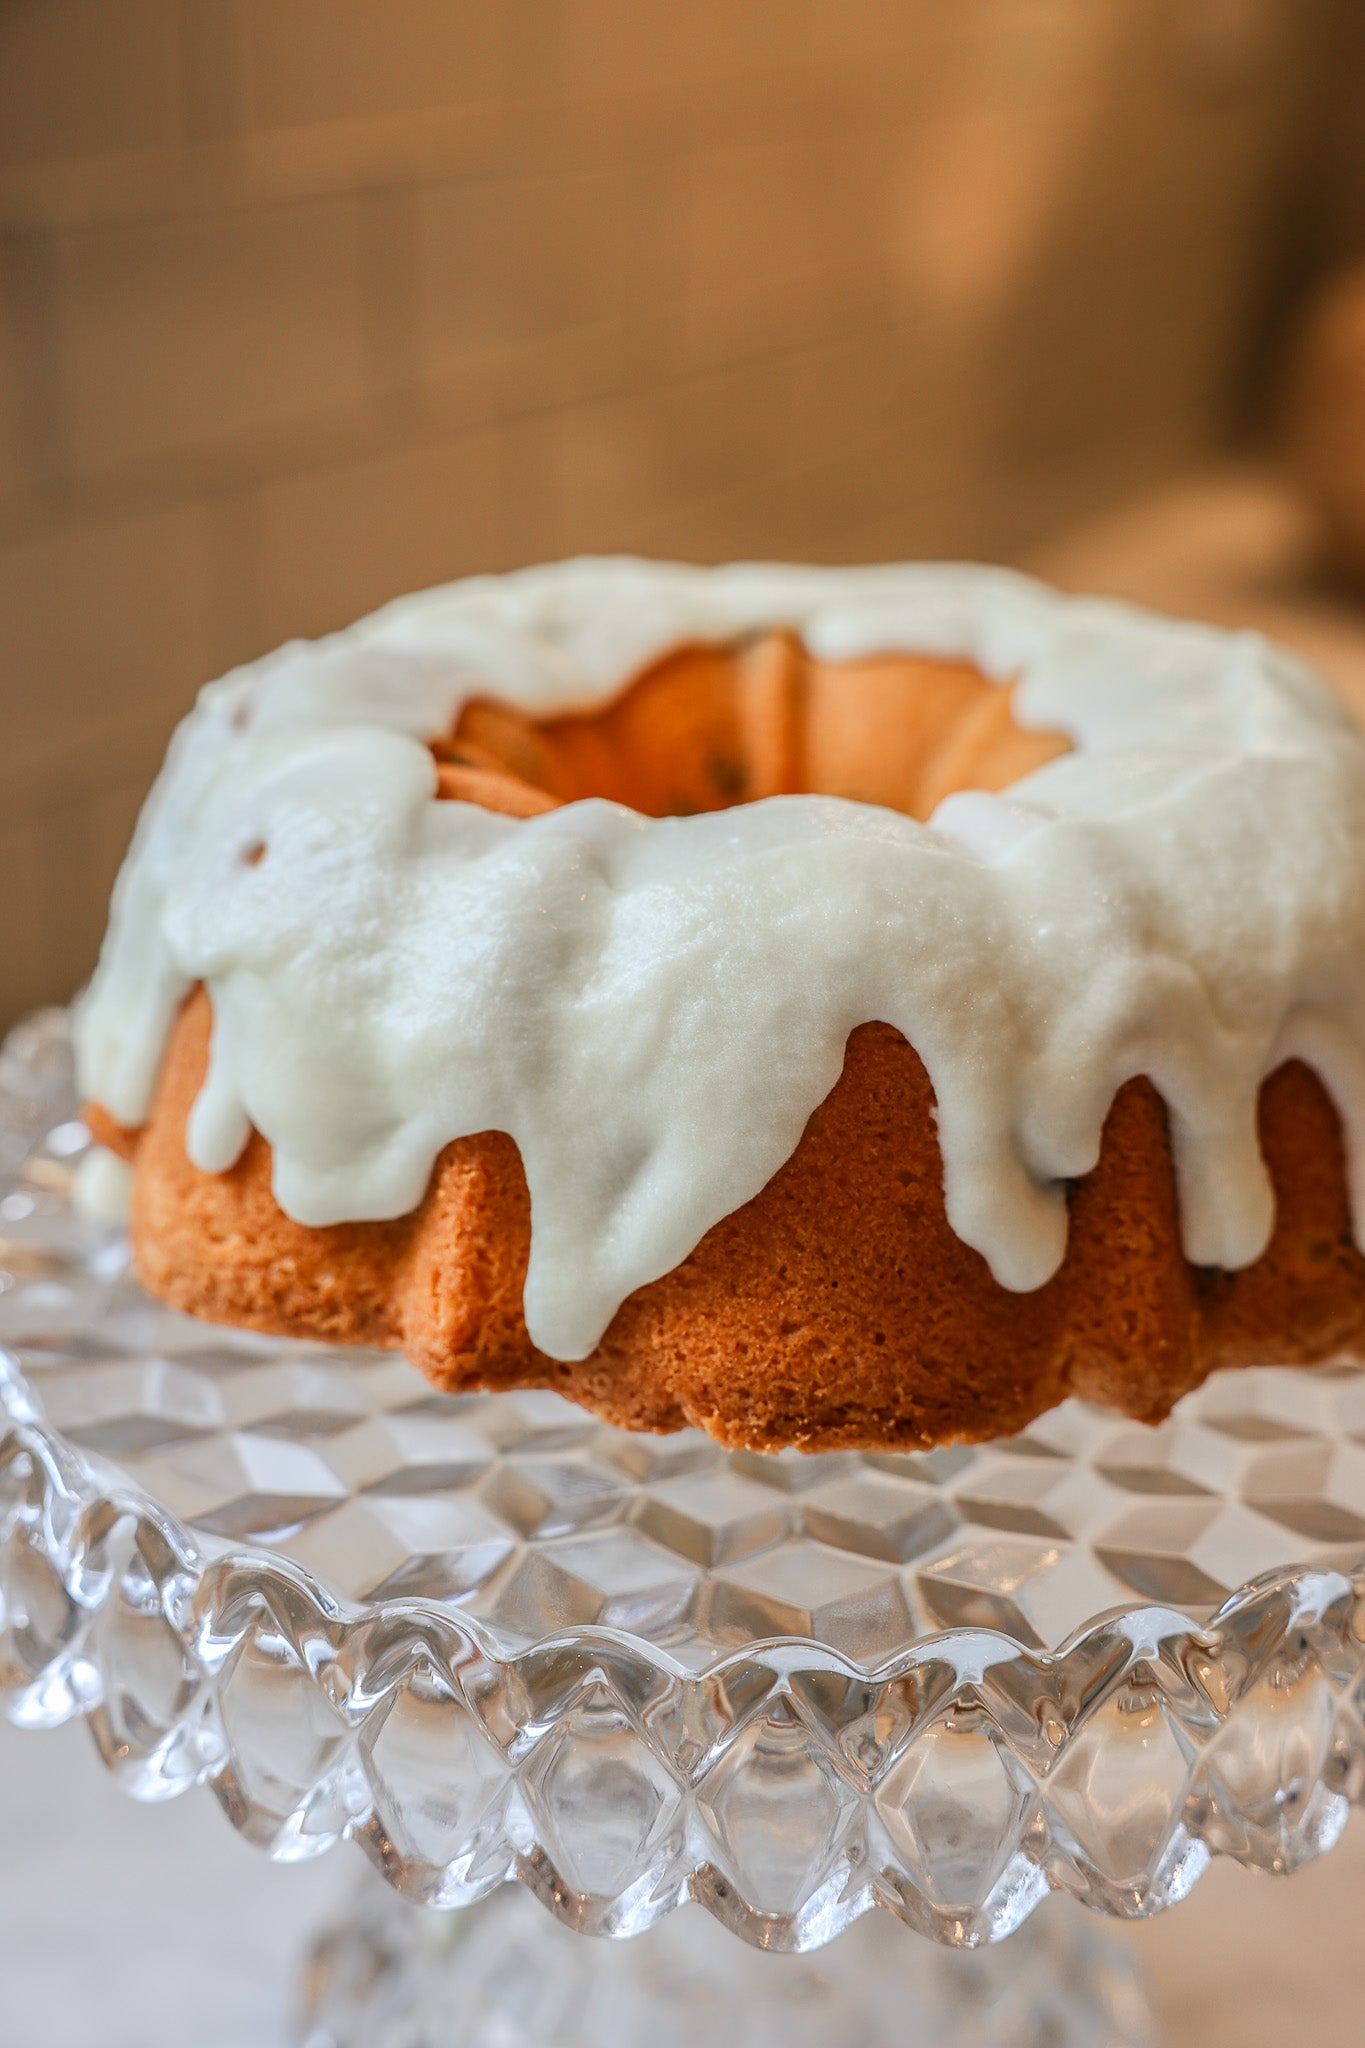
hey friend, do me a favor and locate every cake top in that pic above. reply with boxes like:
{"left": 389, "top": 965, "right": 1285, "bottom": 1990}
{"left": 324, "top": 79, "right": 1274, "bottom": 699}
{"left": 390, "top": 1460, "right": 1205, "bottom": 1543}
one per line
{"left": 76, "top": 560, "right": 1365, "bottom": 1360}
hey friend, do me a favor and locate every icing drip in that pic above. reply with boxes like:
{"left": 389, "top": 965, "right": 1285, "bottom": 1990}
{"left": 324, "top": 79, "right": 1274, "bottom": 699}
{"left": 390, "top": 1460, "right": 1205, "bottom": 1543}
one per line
{"left": 74, "top": 561, "right": 1365, "bottom": 1361}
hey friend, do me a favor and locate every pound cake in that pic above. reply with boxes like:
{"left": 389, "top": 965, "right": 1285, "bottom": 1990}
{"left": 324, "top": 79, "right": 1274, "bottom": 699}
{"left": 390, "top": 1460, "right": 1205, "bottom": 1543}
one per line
{"left": 76, "top": 560, "right": 1365, "bottom": 1451}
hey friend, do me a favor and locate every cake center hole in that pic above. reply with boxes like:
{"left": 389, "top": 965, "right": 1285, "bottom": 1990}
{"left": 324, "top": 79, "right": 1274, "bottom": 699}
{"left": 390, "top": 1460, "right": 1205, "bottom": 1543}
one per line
{"left": 434, "top": 633, "right": 1070, "bottom": 823}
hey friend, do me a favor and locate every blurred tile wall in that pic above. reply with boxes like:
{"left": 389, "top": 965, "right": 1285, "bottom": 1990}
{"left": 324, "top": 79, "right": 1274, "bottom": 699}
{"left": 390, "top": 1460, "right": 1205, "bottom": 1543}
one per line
{"left": 0, "top": 0, "right": 1346, "bottom": 1024}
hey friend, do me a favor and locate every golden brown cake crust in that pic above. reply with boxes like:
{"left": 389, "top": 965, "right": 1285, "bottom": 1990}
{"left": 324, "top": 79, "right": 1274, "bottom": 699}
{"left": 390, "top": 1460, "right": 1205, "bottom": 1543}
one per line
{"left": 88, "top": 638, "right": 1365, "bottom": 1451}
{"left": 109, "top": 989, "right": 1365, "bottom": 1453}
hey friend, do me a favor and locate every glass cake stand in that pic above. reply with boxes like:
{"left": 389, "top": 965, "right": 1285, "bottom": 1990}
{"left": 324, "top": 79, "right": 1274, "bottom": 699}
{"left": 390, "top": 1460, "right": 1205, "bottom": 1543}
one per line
{"left": 3, "top": 1012, "right": 1365, "bottom": 2047}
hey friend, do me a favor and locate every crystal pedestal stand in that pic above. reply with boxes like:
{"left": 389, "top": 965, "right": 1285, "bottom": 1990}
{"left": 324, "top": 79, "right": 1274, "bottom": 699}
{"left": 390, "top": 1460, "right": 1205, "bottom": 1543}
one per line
{"left": 4, "top": 1014, "right": 1365, "bottom": 2048}
{"left": 297, "top": 1877, "right": 1154, "bottom": 2047}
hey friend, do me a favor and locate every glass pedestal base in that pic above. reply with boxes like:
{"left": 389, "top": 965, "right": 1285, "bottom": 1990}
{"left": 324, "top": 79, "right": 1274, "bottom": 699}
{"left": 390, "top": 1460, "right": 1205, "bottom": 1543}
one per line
{"left": 296, "top": 1883, "right": 1156, "bottom": 2048}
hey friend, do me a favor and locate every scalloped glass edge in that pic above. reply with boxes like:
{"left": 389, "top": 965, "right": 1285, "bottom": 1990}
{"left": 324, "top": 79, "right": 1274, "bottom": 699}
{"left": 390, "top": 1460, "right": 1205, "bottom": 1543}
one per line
{"left": 4, "top": 1352, "right": 1365, "bottom": 1951}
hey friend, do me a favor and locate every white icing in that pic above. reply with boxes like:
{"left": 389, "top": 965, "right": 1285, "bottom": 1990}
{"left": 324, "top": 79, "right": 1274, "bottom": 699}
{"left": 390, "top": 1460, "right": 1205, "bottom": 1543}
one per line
{"left": 71, "top": 1146, "right": 135, "bottom": 1227}
{"left": 74, "top": 560, "right": 1365, "bottom": 1360}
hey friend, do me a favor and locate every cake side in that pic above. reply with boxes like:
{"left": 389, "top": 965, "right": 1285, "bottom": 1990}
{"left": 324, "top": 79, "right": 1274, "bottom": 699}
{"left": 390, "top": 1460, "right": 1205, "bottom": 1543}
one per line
{"left": 92, "top": 988, "right": 1365, "bottom": 1452}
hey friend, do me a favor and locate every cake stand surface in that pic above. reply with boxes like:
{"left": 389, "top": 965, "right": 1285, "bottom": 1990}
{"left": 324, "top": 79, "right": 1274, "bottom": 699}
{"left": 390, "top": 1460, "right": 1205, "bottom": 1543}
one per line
{"left": 3, "top": 1011, "right": 1364, "bottom": 2047}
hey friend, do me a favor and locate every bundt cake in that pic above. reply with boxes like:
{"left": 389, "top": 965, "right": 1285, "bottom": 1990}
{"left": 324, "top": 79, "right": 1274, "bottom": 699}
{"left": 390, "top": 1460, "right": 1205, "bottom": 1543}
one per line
{"left": 75, "top": 561, "right": 1365, "bottom": 1451}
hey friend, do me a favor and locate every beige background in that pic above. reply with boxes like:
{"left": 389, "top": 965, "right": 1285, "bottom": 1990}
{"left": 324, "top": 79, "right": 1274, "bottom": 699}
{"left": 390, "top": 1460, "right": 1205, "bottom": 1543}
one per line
{"left": 4, "top": 0, "right": 1364, "bottom": 1027}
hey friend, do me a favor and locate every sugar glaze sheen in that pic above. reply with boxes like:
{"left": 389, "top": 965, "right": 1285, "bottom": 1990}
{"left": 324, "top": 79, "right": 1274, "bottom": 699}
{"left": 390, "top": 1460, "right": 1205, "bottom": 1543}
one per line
{"left": 75, "top": 559, "right": 1365, "bottom": 1361}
